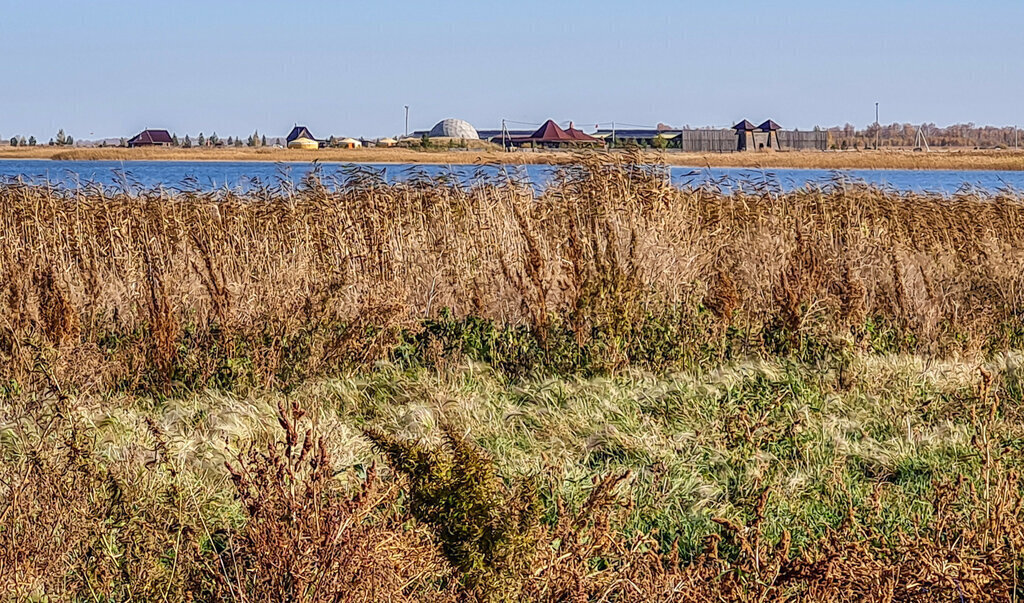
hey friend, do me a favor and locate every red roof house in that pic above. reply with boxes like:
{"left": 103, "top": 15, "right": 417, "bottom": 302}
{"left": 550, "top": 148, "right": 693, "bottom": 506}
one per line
{"left": 127, "top": 129, "right": 174, "bottom": 147}
{"left": 511, "top": 120, "right": 602, "bottom": 148}
{"left": 565, "top": 122, "right": 601, "bottom": 144}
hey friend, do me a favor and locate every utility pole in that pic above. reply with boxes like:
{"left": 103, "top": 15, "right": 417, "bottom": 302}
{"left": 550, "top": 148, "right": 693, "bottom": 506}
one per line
{"left": 404, "top": 105, "right": 409, "bottom": 138}
{"left": 874, "top": 102, "right": 879, "bottom": 149}
{"left": 501, "top": 118, "right": 507, "bottom": 151}
{"left": 611, "top": 121, "right": 616, "bottom": 149}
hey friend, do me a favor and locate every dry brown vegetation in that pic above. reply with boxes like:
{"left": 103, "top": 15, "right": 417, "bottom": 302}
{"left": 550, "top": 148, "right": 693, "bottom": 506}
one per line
{"left": 663, "top": 147, "right": 1024, "bottom": 170}
{"left": 6, "top": 366, "right": 1024, "bottom": 601}
{"left": 1, "top": 155, "right": 1022, "bottom": 392}
{"left": 5, "top": 143, "right": 1024, "bottom": 170}
{"left": 0, "top": 144, "right": 558, "bottom": 165}
{"left": 3, "top": 157, "right": 1024, "bottom": 600}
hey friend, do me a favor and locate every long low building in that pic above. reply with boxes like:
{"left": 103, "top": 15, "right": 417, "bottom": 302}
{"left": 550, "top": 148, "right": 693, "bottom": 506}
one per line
{"left": 593, "top": 122, "right": 828, "bottom": 152}
{"left": 477, "top": 129, "right": 534, "bottom": 142}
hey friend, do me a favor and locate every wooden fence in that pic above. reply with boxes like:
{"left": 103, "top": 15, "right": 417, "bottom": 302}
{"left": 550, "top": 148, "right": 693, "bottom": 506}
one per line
{"left": 672, "top": 129, "right": 829, "bottom": 152}
{"left": 777, "top": 130, "right": 830, "bottom": 151}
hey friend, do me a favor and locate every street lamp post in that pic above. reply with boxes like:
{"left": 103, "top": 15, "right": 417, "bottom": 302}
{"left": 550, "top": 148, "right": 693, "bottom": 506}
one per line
{"left": 875, "top": 102, "right": 879, "bottom": 149}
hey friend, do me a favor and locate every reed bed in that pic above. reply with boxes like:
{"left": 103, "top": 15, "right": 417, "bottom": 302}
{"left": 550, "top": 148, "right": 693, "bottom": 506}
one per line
{"left": 0, "top": 144, "right": 545, "bottom": 165}
{"left": 5, "top": 144, "right": 1024, "bottom": 170}
{"left": 2, "top": 156, "right": 1023, "bottom": 392}
{"left": 3, "top": 157, "right": 1024, "bottom": 600}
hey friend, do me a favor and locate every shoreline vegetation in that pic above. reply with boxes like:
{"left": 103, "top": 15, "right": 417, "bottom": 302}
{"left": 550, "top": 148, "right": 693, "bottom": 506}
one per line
{"left": 4, "top": 158, "right": 1024, "bottom": 600}
{"left": 3, "top": 143, "right": 1024, "bottom": 170}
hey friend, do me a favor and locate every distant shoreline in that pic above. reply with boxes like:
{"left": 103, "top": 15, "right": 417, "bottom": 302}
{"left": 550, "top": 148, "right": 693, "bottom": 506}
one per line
{"left": 2, "top": 146, "right": 1024, "bottom": 171}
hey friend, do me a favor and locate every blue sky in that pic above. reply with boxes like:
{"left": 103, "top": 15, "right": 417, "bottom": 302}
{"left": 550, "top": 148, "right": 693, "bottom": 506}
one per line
{"left": 1, "top": 0, "right": 1022, "bottom": 139}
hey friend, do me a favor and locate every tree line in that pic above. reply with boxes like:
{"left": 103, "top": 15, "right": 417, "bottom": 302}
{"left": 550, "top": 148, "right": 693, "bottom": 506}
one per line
{"left": 827, "top": 122, "right": 1024, "bottom": 149}
{"left": 3, "top": 130, "right": 272, "bottom": 148}
{"left": 163, "top": 132, "right": 270, "bottom": 148}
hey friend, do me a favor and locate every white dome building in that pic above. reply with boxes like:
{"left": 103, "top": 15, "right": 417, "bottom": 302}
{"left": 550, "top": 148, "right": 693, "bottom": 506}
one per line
{"left": 428, "top": 118, "right": 479, "bottom": 139}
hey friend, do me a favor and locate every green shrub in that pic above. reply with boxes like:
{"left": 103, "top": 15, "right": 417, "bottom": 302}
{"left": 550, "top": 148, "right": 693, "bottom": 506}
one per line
{"left": 364, "top": 424, "right": 542, "bottom": 599}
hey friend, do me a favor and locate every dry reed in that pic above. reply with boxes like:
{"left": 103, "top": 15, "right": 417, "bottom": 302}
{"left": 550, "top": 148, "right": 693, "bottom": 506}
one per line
{"left": 5, "top": 144, "right": 1024, "bottom": 170}
{"left": 0, "top": 156, "right": 1022, "bottom": 393}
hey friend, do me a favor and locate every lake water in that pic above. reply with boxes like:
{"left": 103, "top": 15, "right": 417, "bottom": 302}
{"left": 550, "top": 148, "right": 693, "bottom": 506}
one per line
{"left": 1, "top": 159, "right": 1022, "bottom": 195}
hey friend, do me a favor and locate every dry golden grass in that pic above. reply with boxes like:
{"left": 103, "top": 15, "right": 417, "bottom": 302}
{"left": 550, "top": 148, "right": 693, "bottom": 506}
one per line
{"left": 6, "top": 360, "right": 1024, "bottom": 601}
{"left": 4, "top": 144, "right": 1024, "bottom": 170}
{"left": 5, "top": 166, "right": 1024, "bottom": 541}
{"left": 664, "top": 147, "right": 1024, "bottom": 170}
{"left": 1, "top": 154, "right": 1023, "bottom": 396}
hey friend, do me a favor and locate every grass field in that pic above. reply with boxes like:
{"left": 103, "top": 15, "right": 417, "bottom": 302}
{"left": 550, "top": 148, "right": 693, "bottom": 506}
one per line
{"left": 3, "top": 158, "right": 1024, "bottom": 600}
{"left": 4, "top": 143, "right": 1024, "bottom": 170}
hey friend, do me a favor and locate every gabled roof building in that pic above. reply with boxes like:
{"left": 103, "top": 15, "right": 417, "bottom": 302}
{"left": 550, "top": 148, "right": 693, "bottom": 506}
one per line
{"left": 127, "top": 129, "right": 173, "bottom": 147}
{"left": 565, "top": 123, "right": 600, "bottom": 143}
{"left": 286, "top": 126, "right": 316, "bottom": 144}
{"left": 286, "top": 126, "right": 320, "bottom": 149}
